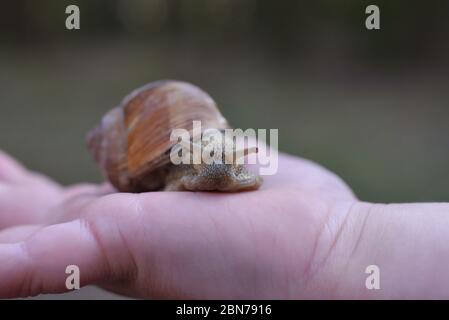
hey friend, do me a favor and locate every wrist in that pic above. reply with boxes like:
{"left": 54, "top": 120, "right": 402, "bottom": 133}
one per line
{"left": 325, "top": 202, "right": 449, "bottom": 299}
{"left": 297, "top": 200, "right": 374, "bottom": 299}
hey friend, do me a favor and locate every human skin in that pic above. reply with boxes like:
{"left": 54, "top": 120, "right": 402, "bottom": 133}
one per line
{"left": 0, "top": 150, "right": 448, "bottom": 299}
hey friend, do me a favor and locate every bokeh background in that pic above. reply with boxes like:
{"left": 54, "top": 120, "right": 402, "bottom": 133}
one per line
{"left": 1, "top": 0, "right": 448, "bottom": 299}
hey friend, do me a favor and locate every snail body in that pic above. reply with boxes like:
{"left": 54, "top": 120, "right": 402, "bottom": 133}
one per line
{"left": 87, "top": 80, "right": 262, "bottom": 192}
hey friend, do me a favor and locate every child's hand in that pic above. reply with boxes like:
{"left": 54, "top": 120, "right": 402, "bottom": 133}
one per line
{"left": 0, "top": 150, "right": 447, "bottom": 299}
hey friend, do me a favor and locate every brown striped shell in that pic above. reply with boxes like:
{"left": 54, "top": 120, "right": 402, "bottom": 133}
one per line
{"left": 86, "top": 80, "right": 229, "bottom": 192}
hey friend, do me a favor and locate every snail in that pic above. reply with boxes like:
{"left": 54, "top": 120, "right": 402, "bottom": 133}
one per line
{"left": 86, "top": 80, "right": 263, "bottom": 192}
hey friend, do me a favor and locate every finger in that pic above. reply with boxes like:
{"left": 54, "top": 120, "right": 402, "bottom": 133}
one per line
{"left": 63, "top": 183, "right": 113, "bottom": 200}
{"left": 49, "top": 183, "right": 116, "bottom": 224}
{"left": 0, "top": 224, "right": 43, "bottom": 243}
{"left": 50, "top": 193, "right": 100, "bottom": 224}
{"left": 0, "top": 219, "right": 108, "bottom": 298}
{"left": 265, "top": 154, "right": 356, "bottom": 201}
{"left": 0, "top": 151, "right": 28, "bottom": 183}
{"left": 249, "top": 139, "right": 355, "bottom": 200}
{"left": 0, "top": 181, "right": 62, "bottom": 229}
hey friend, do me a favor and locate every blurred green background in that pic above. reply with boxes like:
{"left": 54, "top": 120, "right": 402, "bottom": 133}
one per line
{"left": 1, "top": 0, "right": 448, "bottom": 203}
{"left": 1, "top": 0, "right": 448, "bottom": 300}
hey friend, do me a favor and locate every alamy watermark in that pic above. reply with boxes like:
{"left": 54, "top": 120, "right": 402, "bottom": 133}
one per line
{"left": 365, "top": 264, "right": 381, "bottom": 290}
{"left": 65, "top": 264, "right": 80, "bottom": 290}
{"left": 169, "top": 121, "right": 279, "bottom": 175}
{"left": 65, "top": 4, "right": 380, "bottom": 31}
{"left": 365, "top": 5, "right": 380, "bottom": 30}
{"left": 65, "top": 5, "right": 80, "bottom": 30}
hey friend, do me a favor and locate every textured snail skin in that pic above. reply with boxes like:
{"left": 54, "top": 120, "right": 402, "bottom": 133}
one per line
{"left": 87, "top": 80, "right": 262, "bottom": 193}
{"left": 164, "top": 134, "right": 263, "bottom": 192}
{"left": 164, "top": 163, "right": 262, "bottom": 192}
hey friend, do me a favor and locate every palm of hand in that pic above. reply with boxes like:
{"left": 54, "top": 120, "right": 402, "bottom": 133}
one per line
{"left": 0, "top": 151, "right": 356, "bottom": 298}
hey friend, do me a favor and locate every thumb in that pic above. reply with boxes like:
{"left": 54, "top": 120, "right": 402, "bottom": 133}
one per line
{"left": 0, "top": 219, "right": 108, "bottom": 298}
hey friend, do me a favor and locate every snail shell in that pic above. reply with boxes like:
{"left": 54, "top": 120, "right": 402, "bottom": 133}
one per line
{"left": 87, "top": 80, "right": 262, "bottom": 192}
